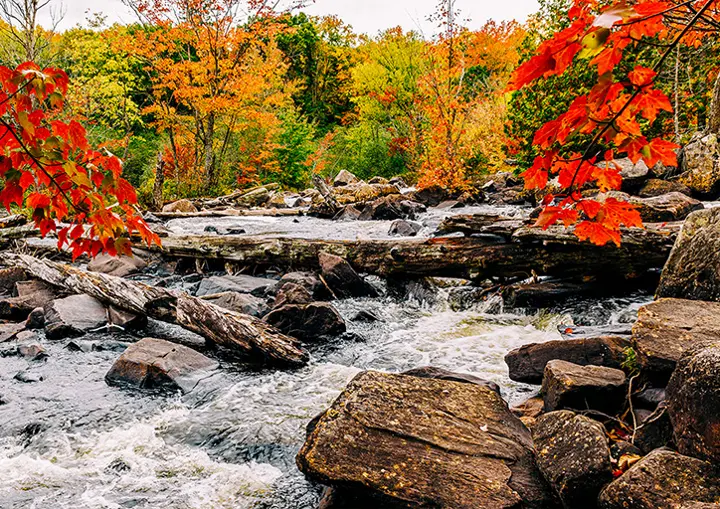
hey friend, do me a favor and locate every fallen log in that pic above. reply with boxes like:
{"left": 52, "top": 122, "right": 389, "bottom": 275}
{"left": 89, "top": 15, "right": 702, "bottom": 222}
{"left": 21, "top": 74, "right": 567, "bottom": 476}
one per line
{"left": 0, "top": 214, "right": 27, "bottom": 228}
{"left": 2, "top": 254, "right": 309, "bottom": 368}
{"left": 436, "top": 213, "right": 526, "bottom": 237}
{"left": 154, "top": 208, "right": 305, "bottom": 220}
{"left": 150, "top": 222, "right": 681, "bottom": 281}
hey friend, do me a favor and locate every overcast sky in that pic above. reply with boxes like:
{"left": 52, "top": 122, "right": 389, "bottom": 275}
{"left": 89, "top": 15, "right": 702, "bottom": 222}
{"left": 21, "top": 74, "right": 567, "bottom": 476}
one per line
{"left": 40, "top": 0, "right": 539, "bottom": 35}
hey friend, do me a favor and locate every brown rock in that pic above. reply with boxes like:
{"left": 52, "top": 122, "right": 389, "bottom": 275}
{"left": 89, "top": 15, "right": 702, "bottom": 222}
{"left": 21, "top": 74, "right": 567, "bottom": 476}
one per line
{"left": 318, "top": 252, "right": 377, "bottom": 299}
{"left": 105, "top": 338, "right": 218, "bottom": 393}
{"left": 264, "top": 302, "right": 346, "bottom": 341}
{"left": 273, "top": 283, "right": 314, "bottom": 309}
{"left": 333, "top": 170, "right": 361, "bottom": 187}
{"left": 638, "top": 179, "right": 692, "bottom": 198}
{"left": 297, "top": 371, "right": 555, "bottom": 509}
{"left": 542, "top": 360, "right": 626, "bottom": 412}
{"left": 602, "top": 191, "right": 703, "bottom": 222}
{"left": 506, "top": 336, "right": 631, "bottom": 384}
{"left": 162, "top": 199, "right": 198, "bottom": 213}
{"left": 87, "top": 254, "right": 146, "bottom": 278}
{"left": 402, "top": 366, "right": 501, "bottom": 394}
{"left": 44, "top": 294, "right": 108, "bottom": 340}
{"left": 512, "top": 396, "right": 545, "bottom": 428}
{"left": 632, "top": 298, "right": 720, "bottom": 380}
{"left": 676, "top": 132, "right": 720, "bottom": 198}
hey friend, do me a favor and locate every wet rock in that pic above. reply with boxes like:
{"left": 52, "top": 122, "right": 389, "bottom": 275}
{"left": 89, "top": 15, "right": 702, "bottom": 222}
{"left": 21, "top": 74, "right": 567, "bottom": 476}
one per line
{"left": 264, "top": 303, "right": 346, "bottom": 341}
{"left": 667, "top": 341, "right": 720, "bottom": 462}
{"left": 202, "top": 291, "right": 269, "bottom": 317}
{"left": 437, "top": 200, "right": 464, "bottom": 210}
{"left": 333, "top": 205, "right": 362, "bottom": 221}
{"left": 633, "top": 402, "right": 674, "bottom": 454}
{"left": 511, "top": 396, "right": 545, "bottom": 428}
{"left": 162, "top": 199, "right": 197, "bottom": 213}
{"left": 318, "top": 252, "right": 378, "bottom": 299}
{"left": 87, "top": 254, "right": 147, "bottom": 278}
{"left": 143, "top": 319, "right": 206, "bottom": 348}
{"left": 634, "top": 387, "right": 666, "bottom": 409}
{"left": 598, "top": 448, "right": 720, "bottom": 509}
{"left": 402, "top": 366, "right": 501, "bottom": 394}
{"left": 278, "top": 272, "right": 329, "bottom": 301}
{"left": 105, "top": 338, "right": 218, "bottom": 394}
{"left": 25, "top": 307, "right": 45, "bottom": 329}
{"left": 601, "top": 191, "right": 703, "bottom": 222}
{"left": 609, "top": 440, "right": 642, "bottom": 461}
{"left": 533, "top": 410, "right": 613, "bottom": 508}
{"left": 638, "top": 179, "right": 692, "bottom": 198}
{"left": 632, "top": 298, "right": 720, "bottom": 380}
{"left": 657, "top": 208, "right": 720, "bottom": 302}
{"left": 195, "top": 275, "right": 273, "bottom": 297}
{"left": 14, "top": 370, "right": 43, "bottom": 383}
{"left": 351, "top": 310, "right": 379, "bottom": 322}
{"left": 44, "top": 294, "right": 108, "bottom": 340}
{"left": 273, "top": 283, "right": 313, "bottom": 309}
{"left": 108, "top": 306, "right": 147, "bottom": 330}
{"left": 106, "top": 458, "right": 132, "bottom": 474}
{"left": 17, "top": 343, "right": 47, "bottom": 360}
{"left": 0, "top": 321, "right": 25, "bottom": 342}
{"left": 542, "top": 360, "right": 627, "bottom": 412}
{"left": 676, "top": 132, "right": 720, "bottom": 198}
{"left": 506, "top": 336, "right": 631, "bottom": 384}
{"left": 411, "top": 184, "right": 450, "bottom": 207}
{"left": 0, "top": 280, "right": 59, "bottom": 321}
{"left": 358, "top": 195, "right": 426, "bottom": 221}
{"left": 333, "top": 170, "right": 360, "bottom": 187}
{"left": 387, "top": 219, "right": 422, "bottom": 237}
{"left": 297, "top": 371, "right": 555, "bottom": 509}
{"left": 65, "top": 340, "right": 95, "bottom": 353}
{"left": 0, "top": 267, "right": 26, "bottom": 293}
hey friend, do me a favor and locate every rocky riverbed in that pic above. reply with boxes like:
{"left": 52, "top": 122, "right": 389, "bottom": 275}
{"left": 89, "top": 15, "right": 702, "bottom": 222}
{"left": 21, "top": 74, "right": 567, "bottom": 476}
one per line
{"left": 3, "top": 161, "right": 720, "bottom": 508}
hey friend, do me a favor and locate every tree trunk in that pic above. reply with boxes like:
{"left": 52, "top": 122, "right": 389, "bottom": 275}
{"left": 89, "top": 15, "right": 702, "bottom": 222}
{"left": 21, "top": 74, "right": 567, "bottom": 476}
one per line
{"left": 152, "top": 152, "right": 166, "bottom": 212}
{"left": 203, "top": 112, "right": 216, "bottom": 190}
{"left": 709, "top": 71, "right": 720, "bottom": 135}
{"left": 3, "top": 254, "right": 309, "bottom": 368}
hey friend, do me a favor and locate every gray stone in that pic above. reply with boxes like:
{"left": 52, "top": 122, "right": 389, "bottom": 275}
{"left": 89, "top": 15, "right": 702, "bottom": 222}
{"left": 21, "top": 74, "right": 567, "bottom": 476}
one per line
{"left": 87, "top": 254, "right": 146, "bottom": 278}
{"left": 677, "top": 132, "right": 720, "bottom": 198}
{"left": 105, "top": 338, "right": 218, "bottom": 394}
{"left": 542, "top": 360, "right": 626, "bottom": 412}
{"left": 202, "top": 291, "right": 269, "bottom": 317}
{"left": 333, "top": 170, "right": 361, "bottom": 187}
{"left": 318, "top": 252, "right": 377, "bottom": 299}
{"left": 533, "top": 410, "right": 613, "bottom": 508}
{"left": 388, "top": 219, "right": 422, "bottom": 237}
{"left": 44, "top": 294, "right": 108, "bottom": 340}
{"left": 195, "top": 275, "right": 273, "bottom": 297}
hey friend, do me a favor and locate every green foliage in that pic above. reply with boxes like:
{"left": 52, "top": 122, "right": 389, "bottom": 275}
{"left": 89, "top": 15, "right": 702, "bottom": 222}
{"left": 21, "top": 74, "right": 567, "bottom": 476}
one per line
{"left": 269, "top": 110, "right": 316, "bottom": 189}
{"left": 621, "top": 347, "right": 640, "bottom": 377}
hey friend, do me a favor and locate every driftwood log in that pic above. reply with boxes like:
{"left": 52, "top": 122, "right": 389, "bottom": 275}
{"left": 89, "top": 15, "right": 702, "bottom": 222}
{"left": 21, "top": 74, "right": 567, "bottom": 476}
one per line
{"left": 3, "top": 254, "right": 308, "bottom": 367}
{"left": 151, "top": 222, "right": 681, "bottom": 281}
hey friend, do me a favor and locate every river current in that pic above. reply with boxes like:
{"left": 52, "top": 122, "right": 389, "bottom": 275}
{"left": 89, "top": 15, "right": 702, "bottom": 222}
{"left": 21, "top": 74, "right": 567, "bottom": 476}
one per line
{"left": 0, "top": 205, "right": 650, "bottom": 509}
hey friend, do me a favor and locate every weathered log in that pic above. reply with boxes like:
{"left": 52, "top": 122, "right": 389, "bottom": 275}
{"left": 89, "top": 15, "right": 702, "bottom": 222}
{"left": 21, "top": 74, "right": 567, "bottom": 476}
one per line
{"left": 0, "top": 214, "right": 27, "bottom": 228}
{"left": 151, "top": 222, "right": 680, "bottom": 281}
{"left": 312, "top": 175, "right": 340, "bottom": 212}
{"left": 2, "top": 254, "right": 308, "bottom": 367}
{"left": 436, "top": 213, "right": 526, "bottom": 237}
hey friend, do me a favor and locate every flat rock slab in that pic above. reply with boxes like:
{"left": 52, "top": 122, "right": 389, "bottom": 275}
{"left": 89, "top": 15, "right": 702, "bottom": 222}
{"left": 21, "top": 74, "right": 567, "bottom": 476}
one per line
{"left": 297, "top": 371, "right": 555, "bottom": 509}
{"left": 44, "top": 294, "right": 108, "bottom": 340}
{"left": 533, "top": 410, "right": 613, "bottom": 508}
{"left": 202, "top": 291, "right": 269, "bottom": 318}
{"left": 632, "top": 298, "right": 720, "bottom": 380}
{"left": 542, "top": 360, "right": 626, "bottom": 412}
{"left": 195, "top": 275, "right": 274, "bottom": 297}
{"left": 506, "top": 336, "right": 630, "bottom": 384}
{"left": 105, "top": 337, "right": 218, "bottom": 394}
{"left": 667, "top": 341, "right": 720, "bottom": 462}
{"left": 87, "top": 254, "right": 147, "bottom": 278}
{"left": 598, "top": 448, "right": 720, "bottom": 509}
{"left": 657, "top": 208, "right": 720, "bottom": 302}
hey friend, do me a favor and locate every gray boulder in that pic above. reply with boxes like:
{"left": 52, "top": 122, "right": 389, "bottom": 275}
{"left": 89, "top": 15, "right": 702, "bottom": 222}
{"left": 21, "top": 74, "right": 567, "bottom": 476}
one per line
{"left": 542, "top": 360, "right": 626, "bottom": 412}
{"left": 333, "top": 170, "right": 361, "bottom": 187}
{"left": 657, "top": 208, "right": 720, "bottom": 302}
{"left": 44, "top": 294, "right": 108, "bottom": 340}
{"left": 533, "top": 410, "right": 613, "bottom": 508}
{"left": 264, "top": 302, "right": 346, "bottom": 341}
{"left": 105, "top": 338, "right": 218, "bottom": 393}
{"left": 202, "top": 291, "right": 269, "bottom": 318}
{"left": 318, "top": 252, "right": 377, "bottom": 299}
{"left": 87, "top": 254, "right": 146, "bottom": 278}
{"left": 388, "top": 219, "right": 422, "bottom": 237}
{"left": 677, "top": 132, "right": 720, "bottom": 198}
{"left": 195, "top": 275, "right": 273, "bottom": 297}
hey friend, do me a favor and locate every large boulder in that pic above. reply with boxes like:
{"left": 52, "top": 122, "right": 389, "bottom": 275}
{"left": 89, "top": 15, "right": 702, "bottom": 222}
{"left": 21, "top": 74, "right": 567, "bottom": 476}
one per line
{"left": 388, "top": 219, "right": 422, "bottom": 237}
{"left": 162, "top": 199, "right": 198, "bottom": 213}
{"left": 601, "top": 191, "right": 703, "bottom": 223}
{"left": 667, "top": 341, "right": 720, "bottom": 462}
{"left": 505, "top": 336, "right": 630, "bottom": 384}
{"left": 297, "top": 371, "right": 555, "bottom": 509}
{"left": 105, "top": 338, "right": 218, "bottom": 394}
{"left": 632, "top": 298, "right": 720, "bottom": 380}
{"left": 264, "top": 302, "right": 346, "bottom": 341}
{"left": 202, "top": 291, "right": 269, "bottom": 318}
{"left": 533, "top": 411, "right": 613, "bottom": 508}
{"left": 87, "top": 254, "right": 146, "bottom": 278}
{"left": 638, "top": 179, "right": 692, "bottom": 198}
{"left": 44, "top": 294, "right": 108, "bottom": 340}
{"left": 318, "top": 252, "right": 378, "bottom": 299}
{"left": 195, "top": 275, "right": 273, "bottom": 297}
{"left": 542, "top": 360, "right": 626, "bottom": 412}
{"left": 333, "top": 170, "right": 361, "bottom": 187}
{"left": 272, "top": 283, "right": 314, "bottom": 309}
{"left": 334, "top": 182, "right": 401, "bottom": 205}
{"left": 657, "top": 208, "right": 720, "bottom": 302}
{"left": 676, "top": 132, "right": 720, "bottom": 198}
{"left": 610, "top": 157, "right": 652, "bottom": 194}
{"left": 411, "top": 184, "right": 451, "bottom": 207}
{"left": 598, "top": 448, "right": 720, "bottom": 509}
{"left": 277, "top": 272, "right": 329, "bottom": 300}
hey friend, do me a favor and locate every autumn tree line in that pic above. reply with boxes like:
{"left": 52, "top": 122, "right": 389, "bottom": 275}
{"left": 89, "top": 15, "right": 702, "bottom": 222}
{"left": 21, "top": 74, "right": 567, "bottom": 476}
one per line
{"left": 0, "top": 0, "right": 718, "bottom": 208}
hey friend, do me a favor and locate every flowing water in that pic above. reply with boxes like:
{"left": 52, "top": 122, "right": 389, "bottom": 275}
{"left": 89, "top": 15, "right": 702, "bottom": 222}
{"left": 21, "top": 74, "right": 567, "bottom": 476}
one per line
{"left": 0, "top": 206, "right": 651, "bottom": 509}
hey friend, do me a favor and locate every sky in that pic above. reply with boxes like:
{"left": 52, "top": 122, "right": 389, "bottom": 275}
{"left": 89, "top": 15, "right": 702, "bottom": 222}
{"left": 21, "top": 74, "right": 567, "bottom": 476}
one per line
{"left": 39, "top": 0, "right": 540, "bottom": 35}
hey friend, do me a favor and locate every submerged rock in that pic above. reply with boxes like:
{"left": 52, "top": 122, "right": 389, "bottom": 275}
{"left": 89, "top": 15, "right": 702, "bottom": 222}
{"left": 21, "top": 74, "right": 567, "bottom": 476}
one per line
{"left": 505, "top": 336, "right": 630, "bottom": 385}
{"left": 657, "top": 208, "right": 720, "bottom": 302}
{"left": 44, "top": 294, "right": 108, "bottom": 340}
{"left": 542, "top": 360, "right": 626, "bottom": 412}
{"left": 632, "top": 298, "right": 720, "bottom": 380}
{"left": 667, "top": 341, "right": 720, "bottom": 462}
{"left": 533, "top": 410, "right": 613, "bottom": 508}
{"left": 264, "top": 302, "right": 346, "bottom": 341}
{"left": 598, "top": 448, "right": 720, "bottom": 509}
{"left": 105, "top": 338, "right": 218, "bottom": 394}
{"left": 297, "top": 371, "right": 555, "bottom": 509}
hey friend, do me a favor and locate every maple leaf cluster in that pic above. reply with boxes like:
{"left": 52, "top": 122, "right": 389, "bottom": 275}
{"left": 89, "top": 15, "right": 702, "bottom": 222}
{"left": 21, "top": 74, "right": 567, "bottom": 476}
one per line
{"left": 0, "top": 63, "right": 161, "bottom": 258}
{"left": 509, "top": 0, "right": 719, "bottom": 246}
